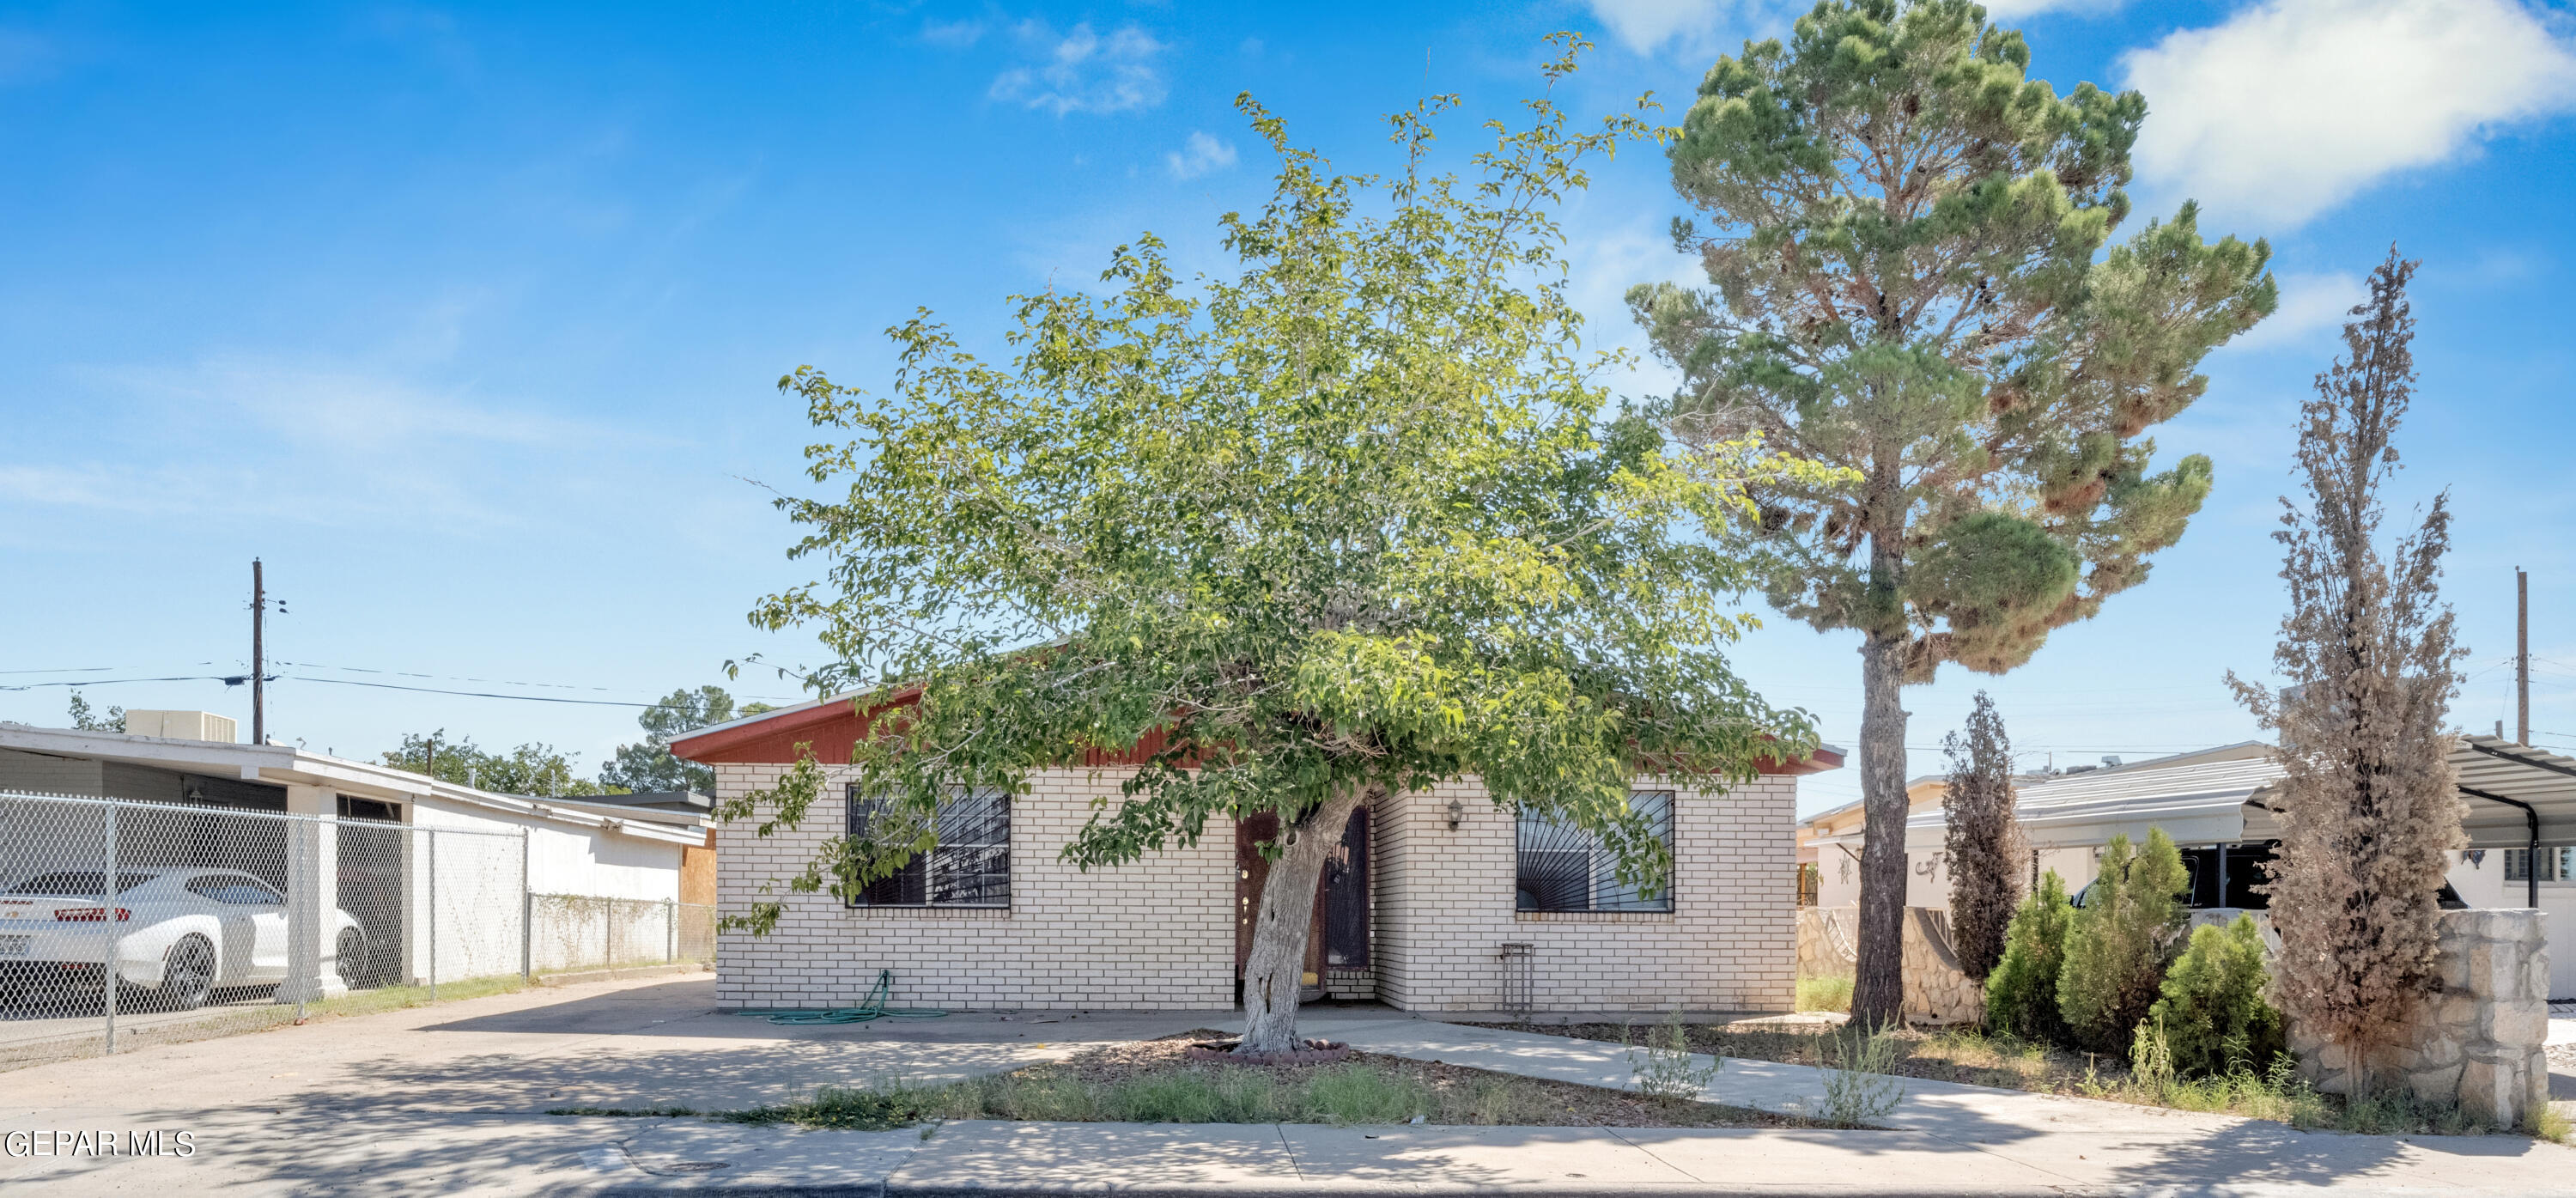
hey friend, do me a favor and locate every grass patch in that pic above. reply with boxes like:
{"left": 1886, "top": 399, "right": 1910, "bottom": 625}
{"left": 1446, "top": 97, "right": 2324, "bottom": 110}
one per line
{"left": 1796, "top": 973, "right": 1853, "bottom": 1013}
{"left": 549, "top": 1031, "right": 1837, "bottom": 1131}
{"left": 303, "top": 973, "right": 527, "bottom": 1021}
{"left": 1479, "top": 1019, "right": 2543, "bottom": 1138}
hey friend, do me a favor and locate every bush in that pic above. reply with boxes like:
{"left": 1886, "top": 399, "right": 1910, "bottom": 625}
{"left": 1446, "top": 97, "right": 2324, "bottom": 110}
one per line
{"left": 2057, "top": 829, "right": 2188, "bottom": 1055}
{"left": 2147, "top": 915, "right": 2283, "bottom": 1079}
{"left": 1983, "top": 870, "right": 2072, "bottom": 1041}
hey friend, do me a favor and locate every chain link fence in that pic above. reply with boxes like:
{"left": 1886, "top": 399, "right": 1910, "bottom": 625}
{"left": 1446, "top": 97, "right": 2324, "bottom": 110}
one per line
{"left": 0, "top": 792, "right": 708, "bottom": 1072}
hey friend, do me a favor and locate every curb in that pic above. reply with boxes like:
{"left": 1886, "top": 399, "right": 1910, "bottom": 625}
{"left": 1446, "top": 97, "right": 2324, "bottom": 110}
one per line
{"left": 540, "top": 962, "right": 714, "bottom": 988}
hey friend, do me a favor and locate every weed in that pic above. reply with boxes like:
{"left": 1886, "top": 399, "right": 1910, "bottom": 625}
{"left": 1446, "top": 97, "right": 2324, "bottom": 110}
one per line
{"left": 1625, "top": 1008, "right": 1722, "bottom": 1102}
{"left": 1813, "top": 1024, "right": 1905, "bottom": 1128}
{"left": 544, "top": 1105, "right": 699, "bottom": 1117}
{"left": 1303, "top": 1063, "right": 1429, "bottom": 1124}
{"left": 1796, "top": 973, "right": 1854, "bottom": 1013}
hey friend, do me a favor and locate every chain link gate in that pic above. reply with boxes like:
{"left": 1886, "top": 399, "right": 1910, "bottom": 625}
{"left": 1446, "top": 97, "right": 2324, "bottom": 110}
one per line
{"left": 0, "top": 792, "right": 708, "bottom": 1071}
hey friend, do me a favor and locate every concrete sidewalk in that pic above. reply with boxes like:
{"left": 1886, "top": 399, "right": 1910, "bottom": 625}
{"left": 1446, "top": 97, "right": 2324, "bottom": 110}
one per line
{"left": 7, "top": 978, "right": 2576, "bottom": 1195}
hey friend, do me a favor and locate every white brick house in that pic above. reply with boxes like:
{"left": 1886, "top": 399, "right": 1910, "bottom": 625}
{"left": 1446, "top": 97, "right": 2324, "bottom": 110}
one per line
{"left": 673, "top": 696, "right": 1839, "bottom": 1014}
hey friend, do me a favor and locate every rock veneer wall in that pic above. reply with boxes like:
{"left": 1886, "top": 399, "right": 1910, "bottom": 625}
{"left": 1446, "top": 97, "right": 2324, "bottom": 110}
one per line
{"left": 2291, "top": 909, "right": 2550, "bottom": 1127}
{"left": 1796, "top": 904, "right": 1984, "bottom": 1025}
{"left": 1900, "top": 908, "right": 1985, "bottom": 1026}
{"left": 1797, "top": 905, "right": 1856, "bottom": 977}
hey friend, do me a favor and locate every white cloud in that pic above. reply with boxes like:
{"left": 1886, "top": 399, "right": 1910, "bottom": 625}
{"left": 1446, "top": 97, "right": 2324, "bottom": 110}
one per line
{"left": 2229, "top": 271, "right": 2366, "bottom": 350}
{"left": 2123, "top": 0, "right": 2576, "bottom": 229}
{"left": 1164, "top": 131, "right": 1237, "bottom": 180}
{"left": 1979, "top": 0, "right": 2127, "bottom": 17}
{"left": 1585, "top": 0, "right": 1726, "bottom": 52}
{"left": 988, "top": 21, "right": 1168, "bottom": 116}
{"left": 921, "top": 18, "right": 986, "bottom": 48}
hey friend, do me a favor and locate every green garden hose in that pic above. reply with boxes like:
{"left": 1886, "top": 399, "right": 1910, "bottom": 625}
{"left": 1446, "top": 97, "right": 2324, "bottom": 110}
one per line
{"left": 728, "top": 968, "right": 948, "bottom": 1025}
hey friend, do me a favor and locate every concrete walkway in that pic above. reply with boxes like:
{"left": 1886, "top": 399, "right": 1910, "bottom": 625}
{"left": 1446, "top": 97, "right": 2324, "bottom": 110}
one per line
{"left": 6, "top": 979, "right": 2576, "bottom": 1195}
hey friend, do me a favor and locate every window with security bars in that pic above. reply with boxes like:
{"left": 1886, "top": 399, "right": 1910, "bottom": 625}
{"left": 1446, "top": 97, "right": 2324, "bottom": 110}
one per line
{"left": 2505, "top": 847, "right": 2573, "bottom": 883}
{"left": 1515, "top": 790, "right": 1674, "bottom": 913}
{"left": 844, "top": 785, "right": 1012, "bottom": 908}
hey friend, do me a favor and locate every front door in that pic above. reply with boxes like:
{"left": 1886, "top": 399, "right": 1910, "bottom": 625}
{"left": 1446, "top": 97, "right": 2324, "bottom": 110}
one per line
{"left": 1234, "top": 807, "right": 1369, "bottom": 1005}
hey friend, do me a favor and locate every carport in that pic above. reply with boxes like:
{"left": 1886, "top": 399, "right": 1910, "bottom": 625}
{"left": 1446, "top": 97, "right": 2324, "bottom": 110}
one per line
{"left": 2450, "top": 735, "right": 2576, "bottom": 905}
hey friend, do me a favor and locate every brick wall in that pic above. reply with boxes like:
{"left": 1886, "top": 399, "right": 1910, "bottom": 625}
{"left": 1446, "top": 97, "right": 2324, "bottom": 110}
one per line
{"left": 712, "top": 763, "right": 1236, "bottom": 1011}
{"left": 1374, "top": 775, "right": 1798, "bottom": 1013}
{"left": 715, "top": 763, "right": 1800, "bottom": 1014}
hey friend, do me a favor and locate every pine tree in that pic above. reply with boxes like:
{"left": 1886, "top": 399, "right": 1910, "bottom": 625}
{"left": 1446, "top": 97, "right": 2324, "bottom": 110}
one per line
{"left": 1943, "top": 691, "right": 2021, "bottom": 981}
{"left": 2227, "top": 251, "right": 2462, "bottom": 1086}
{"left": 1984, "top": 868, "right": 2072, "bottom": 1042}
{"left": 2057, "top": 828, "right": 2188, "bottom": 1054}
{"left": 2148, "top": 915, "right": 2284, "bottom": 1079}
{"left": 1631, "top": 0, "right": 2275, "bottom": 1025}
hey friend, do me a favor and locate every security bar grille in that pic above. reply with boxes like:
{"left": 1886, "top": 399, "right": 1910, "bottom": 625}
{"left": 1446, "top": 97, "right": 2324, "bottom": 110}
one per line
{"left": 1514, "top": 790, "right": 1675, "bottom": 913}
{"left": 845, "top": 786, "right": 1012, "bottom": 908}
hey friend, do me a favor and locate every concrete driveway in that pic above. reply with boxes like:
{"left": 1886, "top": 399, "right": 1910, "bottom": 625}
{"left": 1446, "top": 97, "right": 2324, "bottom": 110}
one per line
{"left": 0, "top": 974, "right": 1224, "bottom": 1194}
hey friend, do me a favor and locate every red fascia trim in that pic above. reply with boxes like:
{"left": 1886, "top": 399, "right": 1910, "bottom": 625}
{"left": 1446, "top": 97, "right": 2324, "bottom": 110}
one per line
{"left": 677, "top": 690, "right": 1846, "bottom": 777}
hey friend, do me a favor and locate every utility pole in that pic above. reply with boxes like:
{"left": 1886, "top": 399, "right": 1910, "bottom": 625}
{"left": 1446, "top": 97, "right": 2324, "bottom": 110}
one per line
{"left": 2518, "top": 567, "right": 2530, "bottom": 746}
{"left": 251, "top": 558, "right": 266, "bottom": 746}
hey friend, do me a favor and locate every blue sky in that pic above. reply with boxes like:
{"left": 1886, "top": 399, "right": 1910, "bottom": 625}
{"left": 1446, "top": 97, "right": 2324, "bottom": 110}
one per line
{"left": 3, "top": 0, "right": 2572, "bottom": 815}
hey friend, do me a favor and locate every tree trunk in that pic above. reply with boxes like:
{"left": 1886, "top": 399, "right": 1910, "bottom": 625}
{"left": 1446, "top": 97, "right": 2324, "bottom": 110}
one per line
{"left": 1238, "top": 786, "right": 1370, "bottom": 1055}
{"left": 1848, "top": 629, "right": 1911, "bottom": 1028}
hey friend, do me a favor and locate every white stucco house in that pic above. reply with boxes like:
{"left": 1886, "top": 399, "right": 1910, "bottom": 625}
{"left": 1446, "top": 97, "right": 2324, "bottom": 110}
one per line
{"left": 672, "top": 692, "right": 1843, "bottom": 1014}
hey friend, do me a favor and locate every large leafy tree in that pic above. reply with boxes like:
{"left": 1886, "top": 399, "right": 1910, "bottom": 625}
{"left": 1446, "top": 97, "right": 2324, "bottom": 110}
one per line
{"left": 1629, "top": 0, "right": 2275, "bottom": 1024}
{"left": 731, "top": 40, "right": 1817, "bottom": 1054}
{"left": 2229, "top": 252, "right": 2462, "bottom": 1088}
{"left": 602, "top": 685, "right": 739, "bottom": 794}
{"left": 381, "top": 732, "right": 608, "bottom": 796}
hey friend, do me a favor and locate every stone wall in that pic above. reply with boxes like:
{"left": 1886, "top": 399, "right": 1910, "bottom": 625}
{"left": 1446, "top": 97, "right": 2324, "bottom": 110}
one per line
{"left": 1901, "top": 908, "right": 1984, "bottom": 1025}
{"left": 1795, "top": 904, "right": 1984, "bottom": 1025}
{"left": 1797, "top": 905, "right": 1856, "bottom": 977}
{"left": 2291, "top": 909, "right": 2550, "bottom": 1127}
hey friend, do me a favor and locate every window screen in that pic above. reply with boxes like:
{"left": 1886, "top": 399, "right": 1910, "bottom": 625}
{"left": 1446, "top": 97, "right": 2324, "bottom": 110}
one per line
{"left": 845, "top": 786, "right": 1012, "bottom": 908}
{"left": 1515, "top": 790, "right": 1674, "bottom": 913}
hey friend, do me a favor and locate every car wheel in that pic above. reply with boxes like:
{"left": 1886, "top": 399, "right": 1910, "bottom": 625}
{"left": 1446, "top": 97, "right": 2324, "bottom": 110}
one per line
{"left": 334, "top": 927, "right": 368, "bottom": 990}
{"left": 155, "top": 936, "right": 216, "bottom": 1012}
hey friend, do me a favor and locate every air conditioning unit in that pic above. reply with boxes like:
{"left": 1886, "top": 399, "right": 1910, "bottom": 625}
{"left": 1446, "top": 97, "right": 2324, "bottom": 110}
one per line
{"left": 121, "top": 710, "right": 240, "bottom": 744}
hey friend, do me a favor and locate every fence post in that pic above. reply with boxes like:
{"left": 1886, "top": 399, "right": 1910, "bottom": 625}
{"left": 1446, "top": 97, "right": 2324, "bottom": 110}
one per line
{"left": 666, "top": 897, "right": 677, "bottom": 964}
{"left": 101, "top": 803, "right": 119, "bottom": 1055}
{"left": 426, "top": 830, "right": 438, "bottom": 1002}
{"left": 519, "top": 831, "right": 533, "bottom": 985}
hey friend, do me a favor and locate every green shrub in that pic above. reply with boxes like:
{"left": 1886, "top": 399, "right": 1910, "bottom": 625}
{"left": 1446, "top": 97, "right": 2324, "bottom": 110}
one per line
{"left": 1983, "top": 870, "right": 2072, "bottom": 1042}
{"left": 2057, "top": 829, "right": 2188, "bottom": 1055}
{"left": 2148, "top": 915, "right": 2284, "bottom": 1078}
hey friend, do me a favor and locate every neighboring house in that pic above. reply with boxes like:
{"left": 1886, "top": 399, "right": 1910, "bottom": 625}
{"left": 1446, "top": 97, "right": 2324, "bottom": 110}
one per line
{"left": 0, "top": 715, "right": 708, "bottom": 997}
{"left": 1811, "top": 737, "right": 2576, "bottom": 999}
{"left": 544, "top": 790, "right": 718, "bottom": 906}
{"left": 1796, "top": 775, "right": 1951, "bottom": 909}
{"left": 671, "top": 693, "right": 1843, "bottom": 1014}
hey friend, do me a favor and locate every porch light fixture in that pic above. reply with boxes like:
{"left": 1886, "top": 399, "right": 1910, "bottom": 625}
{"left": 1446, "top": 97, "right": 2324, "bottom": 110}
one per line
{"left": 1445, "top": 799, "right": 1464, "bottom": 830}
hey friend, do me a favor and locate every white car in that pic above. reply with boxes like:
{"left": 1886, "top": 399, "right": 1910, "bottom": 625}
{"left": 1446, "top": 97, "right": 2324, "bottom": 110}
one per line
{"left": 0, "top": 867, "right": 368, "bottom": 1011}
